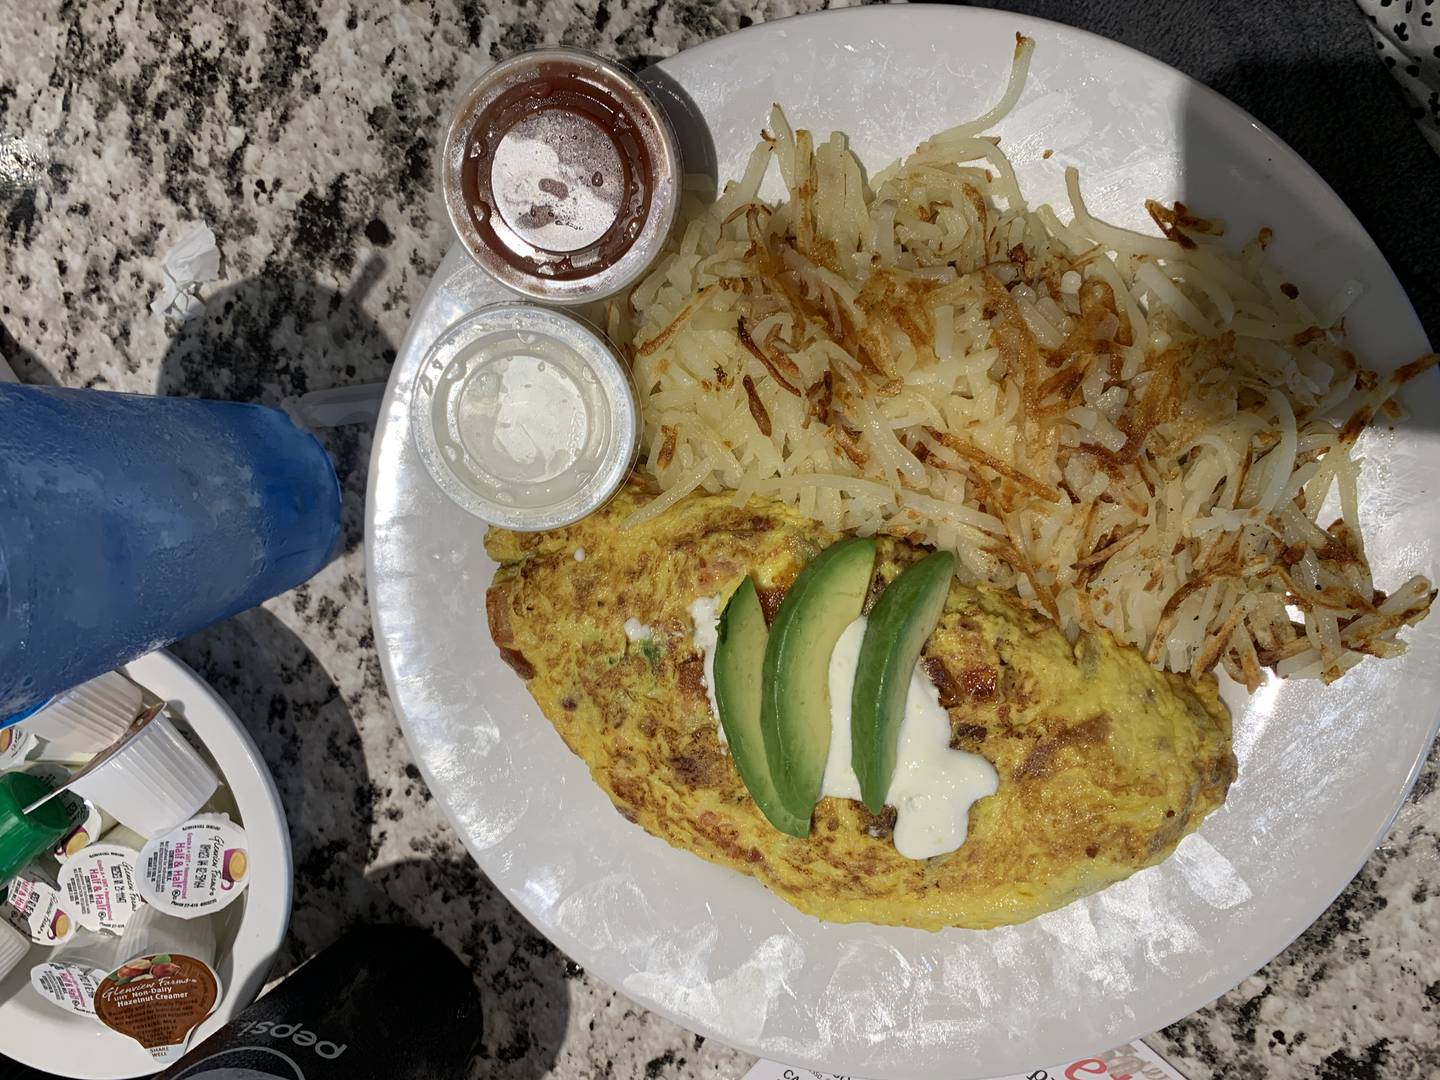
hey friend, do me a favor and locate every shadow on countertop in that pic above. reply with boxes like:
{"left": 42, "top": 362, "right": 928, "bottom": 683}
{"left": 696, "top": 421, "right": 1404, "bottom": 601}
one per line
{"left": 151, "top": 258, "right": 395, "bottom": 556}
{"left": 0, "top": 319, "right": 58, "bottom": 385}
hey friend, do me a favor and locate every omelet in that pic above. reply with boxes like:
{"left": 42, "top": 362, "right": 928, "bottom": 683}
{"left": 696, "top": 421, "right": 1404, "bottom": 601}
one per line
{"left": 485, "top": 480, "right": 1235, "bottom": 930}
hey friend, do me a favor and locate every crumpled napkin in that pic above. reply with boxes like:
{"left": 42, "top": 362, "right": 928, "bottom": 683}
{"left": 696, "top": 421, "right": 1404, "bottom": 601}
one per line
{"left": 149, "top": 223, "right": 221, "bottom": 320}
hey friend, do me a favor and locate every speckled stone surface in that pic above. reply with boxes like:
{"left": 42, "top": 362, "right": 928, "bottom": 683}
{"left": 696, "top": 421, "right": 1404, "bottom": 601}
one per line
{"left": 1, "top": 3, "right": 1437, "bottom": 1079}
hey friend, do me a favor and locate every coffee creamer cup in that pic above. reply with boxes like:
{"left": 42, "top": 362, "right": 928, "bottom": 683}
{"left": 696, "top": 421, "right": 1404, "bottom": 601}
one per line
{"left": 0, "top": 725, "right": 35, "bottom": 768}
{"left": 29, "top": 931, "right": 128, "bottom": 1018}
{"left": 58, "top": 843, "right": 145, "bottom": 935}
{"left": 53, "top": 797, "right": 117, "bottom": 862}
{"left": 95, "top": 950, "right": 222, "bottom": 1064}
{"left": 3, "top": 865, "right": 77, "bottom": 946}
{"left": 137, "top": 815, "right": 249, "bottom": 918}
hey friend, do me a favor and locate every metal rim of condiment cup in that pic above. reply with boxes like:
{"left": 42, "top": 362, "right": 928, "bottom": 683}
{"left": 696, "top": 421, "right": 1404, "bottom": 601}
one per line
{"left": 409, "top": 303, "right": 640, "bottom": 530}
{"left": 440, "top": 47, "right": 682, "bottom": 306}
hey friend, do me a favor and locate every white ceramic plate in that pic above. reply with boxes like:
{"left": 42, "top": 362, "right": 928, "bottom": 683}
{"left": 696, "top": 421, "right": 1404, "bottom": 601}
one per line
{"left": 366, "top": 8, "right": 1440, "bottom": 1078}
{"left": 0, "top": 651, "right": 293, "bottom": 1079}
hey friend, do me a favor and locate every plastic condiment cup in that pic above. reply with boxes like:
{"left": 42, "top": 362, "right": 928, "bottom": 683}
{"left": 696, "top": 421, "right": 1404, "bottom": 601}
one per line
{"left": 137, "top": 814, "right": 249, "bottom": 919}
{"left": 0, "top": 772, "right": 75, "bottom": 886}
{"left": 69, "top": 710, "right": 218, "bottom": 838}
{"left": 442, "top": 47, "right": 680, "bottom": 304}
{"left": 3, "top": 865, "right": 77, "bottom": 946}
{"left": 23, "top": 671, "right": 144, "bottom": 760}
{"left": 0, "top": 919, "right": 28, "bottom": 982}
{"left": 411, "top": 303, "right": 640, "bottom": 529}
{"left": 57, "top": 843, "right": 144, "bottom": 936}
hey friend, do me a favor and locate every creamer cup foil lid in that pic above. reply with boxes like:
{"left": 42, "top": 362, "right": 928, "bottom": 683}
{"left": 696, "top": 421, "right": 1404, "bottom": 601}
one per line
{"left": 58, "top": 843, "right": 145, "bottom": 935}
{"left": 138, "top": 814, "right": 249, "bottom": 918}
{"left": 0, "top": 724, "right": 35, "bottom": 768}
{"left": 3, "top": 868, "right": 76, "bottom": 946}
{"left": 95, "top": 951, "right": 222, "bottom": 1064}
{"left": 31, "top": 961, "right": 108, "bottom": 1018}
{"left": 54, "top": 797, "right": 116, "bottom": 862}
{"left": 29, "top": 929, "right": 128, "bottom": 1016}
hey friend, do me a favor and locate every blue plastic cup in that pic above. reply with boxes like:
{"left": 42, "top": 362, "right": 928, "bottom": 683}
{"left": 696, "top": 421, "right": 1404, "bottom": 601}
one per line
{"left": 0, "top": 384, "right": 342, "bottom": 719}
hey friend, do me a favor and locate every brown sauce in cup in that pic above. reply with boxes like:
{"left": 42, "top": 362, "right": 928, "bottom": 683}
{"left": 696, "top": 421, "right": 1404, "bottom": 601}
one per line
{"left": 458, "top": 61, "right": 656, "bottom": 283}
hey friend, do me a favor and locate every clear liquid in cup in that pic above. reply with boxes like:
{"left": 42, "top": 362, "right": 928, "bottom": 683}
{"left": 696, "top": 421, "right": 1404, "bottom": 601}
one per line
{"left": 412, "top": 304, "right": 638, "bottom": 529}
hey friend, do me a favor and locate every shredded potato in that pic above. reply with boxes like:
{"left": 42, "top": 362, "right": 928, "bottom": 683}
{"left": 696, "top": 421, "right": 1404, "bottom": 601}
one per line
{"left": 607, "top": 33, "right": 1436, "bottom": 689}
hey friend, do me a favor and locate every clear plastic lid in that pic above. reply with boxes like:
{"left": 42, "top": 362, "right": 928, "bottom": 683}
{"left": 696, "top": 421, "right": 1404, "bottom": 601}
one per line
{"left": 441, "top": 48, "right": 680, "bottom": 305}
{"left": 411, "top": 304, "right": 640, "bottom": 530}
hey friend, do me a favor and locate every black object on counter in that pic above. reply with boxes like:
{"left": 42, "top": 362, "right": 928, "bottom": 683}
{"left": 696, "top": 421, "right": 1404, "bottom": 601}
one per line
{"left": 157, "top": 925, "right": 482, "bottom": 1080}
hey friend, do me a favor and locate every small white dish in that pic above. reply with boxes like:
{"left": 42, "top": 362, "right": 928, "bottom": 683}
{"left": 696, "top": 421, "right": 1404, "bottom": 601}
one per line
{"left": 0, "top": 650, "right": 292, "bottom": 1079}
{"left": 69, "top": 710, "right": 219, "bottom": 839}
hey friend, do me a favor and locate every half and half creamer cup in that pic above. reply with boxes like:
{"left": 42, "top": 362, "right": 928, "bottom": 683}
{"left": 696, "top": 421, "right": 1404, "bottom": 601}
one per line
{"left": 53, "top": 797, "right": 117, "bottom": 863}
{"left": 137, "top": 815, "right": 249, "bottom": 918}
{"left": 30, "top": 931, "right": 128, "bottom": 1018}
{"left": 95, "top": 906, "right": 222, "bottom": 1065}
{"left": 17, "top": 763, "right": 96, "bottom": 858}
{"left": 58, "top": 843, "right": 145, "bottom": 936}
{"left": 3, "top": 865, "right": 77, "bottom": 946}
{"left": 0, "top": 724, "right": 36, "bottom": 768}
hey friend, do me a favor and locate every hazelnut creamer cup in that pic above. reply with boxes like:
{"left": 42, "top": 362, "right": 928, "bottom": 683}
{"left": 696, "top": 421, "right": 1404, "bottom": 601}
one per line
{"left": 95, "top": 950, "right": 222, "bottom": 1064}
{"left": 138, "top": 814, "right": 249, "bottom": 918}
{"left": 96, "top": 906, "right": 222, "bottom": 1065}
{"left": 69, "top": 710, "right": 218, "bottom": 839}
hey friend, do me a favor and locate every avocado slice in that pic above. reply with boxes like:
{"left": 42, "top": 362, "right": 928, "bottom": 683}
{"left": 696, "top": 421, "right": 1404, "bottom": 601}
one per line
{"left": 851, "top": 550, "right": 956, "bottom": 813}
{"left": 713, "top": 579, "right": 810, "bottom": 837}
{"left": 761, "top": 537, "right": 877, "bottom": 832}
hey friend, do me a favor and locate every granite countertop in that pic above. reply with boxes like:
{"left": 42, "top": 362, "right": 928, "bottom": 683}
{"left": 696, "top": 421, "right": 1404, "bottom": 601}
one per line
{"left": 2, "top": 2, "right": 1437, "bottom": 1078}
